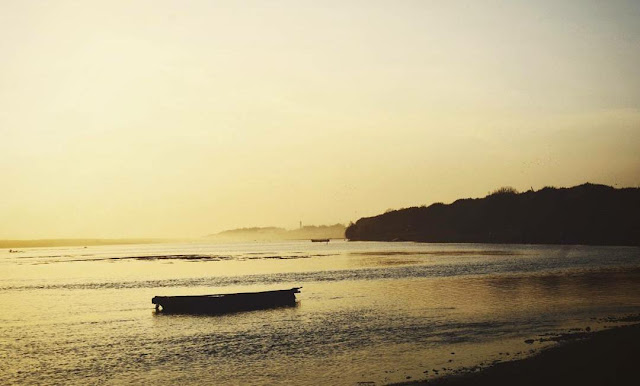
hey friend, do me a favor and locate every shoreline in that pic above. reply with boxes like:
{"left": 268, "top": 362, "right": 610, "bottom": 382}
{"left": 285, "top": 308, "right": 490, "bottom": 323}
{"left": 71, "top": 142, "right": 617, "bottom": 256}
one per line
{"left": 398, "top": 322, "right": 640, "bottom": 386}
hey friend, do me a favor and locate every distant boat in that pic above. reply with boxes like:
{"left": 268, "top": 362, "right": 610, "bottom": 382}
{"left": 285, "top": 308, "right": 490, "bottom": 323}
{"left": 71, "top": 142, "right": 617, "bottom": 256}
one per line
{"left": 310, "top": 238, "right": 330, "bottom": 243}
{"left": 152, "top": 287, "right": 301, "bottom": 314}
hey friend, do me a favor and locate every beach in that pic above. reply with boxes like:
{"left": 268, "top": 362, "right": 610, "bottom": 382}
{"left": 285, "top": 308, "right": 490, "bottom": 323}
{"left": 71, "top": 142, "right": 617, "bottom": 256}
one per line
{"left": 3, "top": 1, "right": 640, "bottom": 384}
{"left": 1, "top": 241, "right": 639, "bottom": 385}
{"left": 405, "top": 322, "right": 640, "bottom": 386}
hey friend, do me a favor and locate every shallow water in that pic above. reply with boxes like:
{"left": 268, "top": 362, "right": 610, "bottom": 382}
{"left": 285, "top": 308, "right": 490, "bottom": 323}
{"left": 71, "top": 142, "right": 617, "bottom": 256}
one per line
{"left": 1, "top": 241, "right": 639, "bottom": 385}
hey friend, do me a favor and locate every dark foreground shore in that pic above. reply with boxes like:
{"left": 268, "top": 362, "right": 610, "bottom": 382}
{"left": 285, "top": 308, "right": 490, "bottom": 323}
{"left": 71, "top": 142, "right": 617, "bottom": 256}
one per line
{"left": 403, "top": 323, "right": 640, "bottom": 386}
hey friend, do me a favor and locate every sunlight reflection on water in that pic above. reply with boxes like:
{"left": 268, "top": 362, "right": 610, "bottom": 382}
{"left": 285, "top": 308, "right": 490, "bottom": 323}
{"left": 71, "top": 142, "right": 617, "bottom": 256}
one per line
{"left": 1, "top": 241, "right": 639, "bottom": 384}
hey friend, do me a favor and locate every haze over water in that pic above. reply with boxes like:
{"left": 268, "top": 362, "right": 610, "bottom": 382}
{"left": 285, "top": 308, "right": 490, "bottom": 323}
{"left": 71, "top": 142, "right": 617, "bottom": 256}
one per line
{"left": 2, "top": 2, "right": 640, "bottom": 384}
{"left": 2, "top": 241, "right": 639, "bottom": 385}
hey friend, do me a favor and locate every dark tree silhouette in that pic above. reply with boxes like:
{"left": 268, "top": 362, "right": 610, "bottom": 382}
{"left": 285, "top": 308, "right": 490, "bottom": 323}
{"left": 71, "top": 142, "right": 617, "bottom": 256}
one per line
{"left": 345, "top": 183, "right": 640, "bottom": 246}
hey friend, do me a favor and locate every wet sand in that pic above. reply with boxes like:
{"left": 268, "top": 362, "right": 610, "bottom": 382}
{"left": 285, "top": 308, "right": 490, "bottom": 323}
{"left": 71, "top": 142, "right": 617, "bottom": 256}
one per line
{"left": 402, "top": 323, "right": 640, "bottom": 386}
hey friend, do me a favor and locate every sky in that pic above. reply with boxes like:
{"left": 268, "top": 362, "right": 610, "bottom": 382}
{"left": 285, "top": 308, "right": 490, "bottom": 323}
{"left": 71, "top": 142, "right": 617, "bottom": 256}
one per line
{"left": 1, "top": 0, "right": 639, "bottom": 239}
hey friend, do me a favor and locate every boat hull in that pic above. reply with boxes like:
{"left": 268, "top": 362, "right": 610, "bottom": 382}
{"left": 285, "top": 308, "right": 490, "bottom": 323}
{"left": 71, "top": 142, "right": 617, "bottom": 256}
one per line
{"left": 152, "top": 288, "right": 300, "bottom": 314}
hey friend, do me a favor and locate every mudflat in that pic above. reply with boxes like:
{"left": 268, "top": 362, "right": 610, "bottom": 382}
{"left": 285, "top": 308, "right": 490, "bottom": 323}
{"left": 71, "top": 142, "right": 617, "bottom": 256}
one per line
{"left": 407, "top": 323, "right": 640, "bottom": 386}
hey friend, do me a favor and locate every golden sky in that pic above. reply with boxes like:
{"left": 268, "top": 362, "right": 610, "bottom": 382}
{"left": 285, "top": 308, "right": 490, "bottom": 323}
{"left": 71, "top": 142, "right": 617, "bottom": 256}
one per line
{"left": 1, "top": 0, "right": 639, "bottom": 238}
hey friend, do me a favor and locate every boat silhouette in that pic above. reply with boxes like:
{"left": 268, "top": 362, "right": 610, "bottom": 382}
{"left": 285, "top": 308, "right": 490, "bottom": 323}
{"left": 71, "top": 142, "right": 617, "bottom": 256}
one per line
{"left": 152, "top": 287, "right": 301, "bottom": 314}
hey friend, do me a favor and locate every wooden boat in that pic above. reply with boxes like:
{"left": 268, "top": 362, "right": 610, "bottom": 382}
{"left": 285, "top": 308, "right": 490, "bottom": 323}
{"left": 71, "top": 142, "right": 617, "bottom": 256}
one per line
{"left": 152, "top": 287, "right": 301, "bottom": 314}
{"left": 310, "top": 238, "right": 330, "bottom": 243}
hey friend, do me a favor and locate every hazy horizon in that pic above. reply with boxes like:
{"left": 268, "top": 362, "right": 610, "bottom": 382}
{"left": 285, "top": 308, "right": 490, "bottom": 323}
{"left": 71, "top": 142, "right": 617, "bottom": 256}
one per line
{"left": 1, "top": 182, "right": 637, "bottom": 242}
{"left": 2, "top": 0, "right": 639, "bottom": 239}
{"left": 0, "top": 222, "right": 347, "bottom": 243}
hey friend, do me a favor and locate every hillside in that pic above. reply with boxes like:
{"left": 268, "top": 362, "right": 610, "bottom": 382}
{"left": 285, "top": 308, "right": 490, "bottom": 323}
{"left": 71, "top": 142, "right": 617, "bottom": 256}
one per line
{"left": 207, "top": 224, "right": 346, "bottom": 241}
{"left": 345, "top": 183, "right": 640, "bottom": 246}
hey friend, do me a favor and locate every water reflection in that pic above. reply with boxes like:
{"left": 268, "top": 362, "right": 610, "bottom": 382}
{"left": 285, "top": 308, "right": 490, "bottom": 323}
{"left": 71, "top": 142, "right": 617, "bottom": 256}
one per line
{"left": 1, "top": 241, "right": 639, "bottom": 385}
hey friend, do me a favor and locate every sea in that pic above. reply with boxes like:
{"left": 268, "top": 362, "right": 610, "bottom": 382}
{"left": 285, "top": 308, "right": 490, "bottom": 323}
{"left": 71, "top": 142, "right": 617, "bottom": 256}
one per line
{"left": 1, "top": 240, "right": 639, "bottom": 385}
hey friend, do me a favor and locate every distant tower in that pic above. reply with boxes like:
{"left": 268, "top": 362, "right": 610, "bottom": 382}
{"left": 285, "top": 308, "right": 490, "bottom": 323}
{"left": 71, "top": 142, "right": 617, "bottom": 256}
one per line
{"left": 299, "top": 221, "right": 302, "bottom": 229}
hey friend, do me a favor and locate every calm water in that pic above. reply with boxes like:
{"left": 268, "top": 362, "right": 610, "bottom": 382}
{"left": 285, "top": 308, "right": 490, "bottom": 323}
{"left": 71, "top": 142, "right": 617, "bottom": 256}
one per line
{"left": 1, "top": 241, "right": 639, "bottom": 385}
